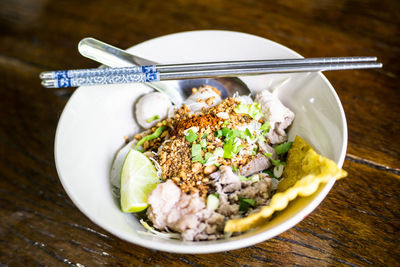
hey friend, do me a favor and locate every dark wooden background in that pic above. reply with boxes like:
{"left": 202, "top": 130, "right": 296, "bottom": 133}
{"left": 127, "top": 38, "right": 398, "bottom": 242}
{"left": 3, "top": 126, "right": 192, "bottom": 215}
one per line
{"left": 1, "top": 0, "right": 399, "bottom": 266}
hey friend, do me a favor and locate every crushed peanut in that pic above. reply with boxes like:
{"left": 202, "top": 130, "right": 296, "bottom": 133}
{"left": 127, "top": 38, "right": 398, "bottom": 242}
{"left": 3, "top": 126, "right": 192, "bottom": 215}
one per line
{"left": 137, "top": 87, "right": 258, "bottom": 197}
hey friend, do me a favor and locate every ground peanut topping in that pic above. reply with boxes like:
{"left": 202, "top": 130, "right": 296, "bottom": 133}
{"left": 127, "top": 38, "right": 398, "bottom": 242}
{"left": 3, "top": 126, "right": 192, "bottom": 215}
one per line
{"left": 137, "top": 94, "right": 263, "bottom": 197}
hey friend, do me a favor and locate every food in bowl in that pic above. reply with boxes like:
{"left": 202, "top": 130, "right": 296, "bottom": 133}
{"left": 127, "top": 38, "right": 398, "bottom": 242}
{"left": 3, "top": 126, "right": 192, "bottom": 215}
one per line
{"left": 111, "top": 85, "right": 346, "bottom": 241}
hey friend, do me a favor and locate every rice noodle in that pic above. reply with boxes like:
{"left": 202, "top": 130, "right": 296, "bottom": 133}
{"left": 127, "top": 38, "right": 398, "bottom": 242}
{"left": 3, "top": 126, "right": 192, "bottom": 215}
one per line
{"left": 139, "top": 219, "right": 181, "bottom": 240}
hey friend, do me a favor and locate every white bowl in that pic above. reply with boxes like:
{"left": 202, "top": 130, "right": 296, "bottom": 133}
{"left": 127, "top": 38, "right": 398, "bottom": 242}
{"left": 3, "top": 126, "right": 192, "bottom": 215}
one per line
{"left": 55, "top": 30, "right": 347, "bottom": 253}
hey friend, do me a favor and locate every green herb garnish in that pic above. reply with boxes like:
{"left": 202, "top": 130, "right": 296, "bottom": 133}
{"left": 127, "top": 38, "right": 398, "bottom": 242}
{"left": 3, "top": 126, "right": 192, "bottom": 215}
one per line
{"left": 263, "top": 152, "right": 272, "bottom": 158}
{"left": 221, "top": 128, "right": 247, "bottom": 142}
{"left": 223, "top": 138, "right": 244, "bottom": 159}
{"left": 185, "top": 129, "right": 198, "bottom": 143}
{"left": 270, "top": 158, "right": 285, "bottom": 166}
{"left": 245, "top": 128, "right": 254, "bottom": 139}
{"left": 239, "top": 174, "right": 259, "bottom": 182}
{"left": 234, "top": 102, "right": 264, "bottom": 121}
{"left": 145, "top": 115, "right": 160, "bottom": 123}
{"left": 204, "top": 152, "right": 213, "bottom": 162}
{"left": 202, "top": 133, "right": 208, "bottom": 139}
{"left": 238, "top": 197, "right": 256, "bottom": 212}
{"left": 263, "top": 152, "right": 285, "bottom": 166}
{"left": 260, "top": 121, "right": 270, "bottom": 132}
{"left": 200, "top": 138, "right": 207, "bottom": 150}
{"left": 222, "top": 120, "right": 229, "bottom": 126}
{"left": 263, "top": 170, "right": 276, "bottom": 178}
{"left": 239, "top": 175, "right": 250, "bottom": 181}
{"left": 252, "top": 146, "right": 258, "bottom": 156}
{"left": 191, "top": 144, "right": 203, "bottom": 162}
{"left": 257, "top": 135, "right": 266, "bottom": 143}
{"left": 232, "top": 165, "right": 239, "bottom": 173}
{"left": 136, "top": 126, "right": 166, "bottom": 149}
{"left": 274, "top": 141, "right": 293, "bottom": 155}
{"left": 215, "top": 130, "right": 223, "bottom": 138}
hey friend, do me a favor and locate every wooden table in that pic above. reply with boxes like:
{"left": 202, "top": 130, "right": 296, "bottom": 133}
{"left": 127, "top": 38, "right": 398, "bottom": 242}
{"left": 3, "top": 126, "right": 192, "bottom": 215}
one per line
{"left": 1, "top": 0, "right": 399, "bottom": 266}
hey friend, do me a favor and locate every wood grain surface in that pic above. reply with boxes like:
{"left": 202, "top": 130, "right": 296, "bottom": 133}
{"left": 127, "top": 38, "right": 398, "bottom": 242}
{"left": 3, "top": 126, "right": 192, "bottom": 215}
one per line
{"left": 1, "top": 0, "right": 399, "bottom": 266}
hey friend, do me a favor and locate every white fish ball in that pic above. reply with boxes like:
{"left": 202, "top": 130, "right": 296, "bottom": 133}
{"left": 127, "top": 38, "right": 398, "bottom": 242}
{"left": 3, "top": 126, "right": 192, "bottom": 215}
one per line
{"left": 135, "top": 92, "right": 172, "bottom": 128}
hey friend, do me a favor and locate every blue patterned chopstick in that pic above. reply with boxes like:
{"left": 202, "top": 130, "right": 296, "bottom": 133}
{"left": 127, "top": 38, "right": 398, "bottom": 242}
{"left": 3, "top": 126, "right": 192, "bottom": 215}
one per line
{"left": 41, "top": 72, "right": 161, "bottom": 88}
{"left": 40, "top": 65, "right": 157, "bottom": 79}
{"left": 41, "top": 61, "right": 382, "bottom": 88}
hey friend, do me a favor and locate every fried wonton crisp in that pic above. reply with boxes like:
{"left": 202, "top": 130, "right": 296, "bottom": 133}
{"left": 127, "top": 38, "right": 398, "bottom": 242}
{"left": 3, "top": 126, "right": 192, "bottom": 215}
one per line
{"left": 224, "top": 136, "right": 347, "bottom": 233}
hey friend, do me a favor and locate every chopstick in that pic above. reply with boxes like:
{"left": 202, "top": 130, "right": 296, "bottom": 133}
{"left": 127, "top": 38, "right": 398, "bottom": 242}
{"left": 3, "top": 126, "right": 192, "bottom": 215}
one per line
{"left": 40, "top": 56, "right": 377, "bottom": 79}
{"left": 40, "top": 57, "right": 382, "bottom": 88}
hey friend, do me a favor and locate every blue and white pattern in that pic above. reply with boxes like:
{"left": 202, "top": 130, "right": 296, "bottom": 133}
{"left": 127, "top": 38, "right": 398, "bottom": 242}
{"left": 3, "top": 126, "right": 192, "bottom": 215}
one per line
{"left": 48, "top": 65, "right": 157, "bottom": 79}
{"left": 55, "top": 72, "right": 160, "bottom": 88}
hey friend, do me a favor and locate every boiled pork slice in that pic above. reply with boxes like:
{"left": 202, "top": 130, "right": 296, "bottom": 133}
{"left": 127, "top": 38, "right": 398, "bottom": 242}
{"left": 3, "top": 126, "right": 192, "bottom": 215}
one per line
{"left": 255, "top": 90, "right": 294, "bottom": 144}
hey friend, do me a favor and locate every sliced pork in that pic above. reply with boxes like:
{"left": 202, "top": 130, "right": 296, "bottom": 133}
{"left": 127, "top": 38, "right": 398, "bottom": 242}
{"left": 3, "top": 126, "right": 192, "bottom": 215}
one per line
{"left": 240, "top": 153, "right": 270, "bottom": 177}
{"left": 255, "top": 90, "right": 294, "bottom": 144}
{"left": 147, "top": 180, "right": 225, "bottom": 241}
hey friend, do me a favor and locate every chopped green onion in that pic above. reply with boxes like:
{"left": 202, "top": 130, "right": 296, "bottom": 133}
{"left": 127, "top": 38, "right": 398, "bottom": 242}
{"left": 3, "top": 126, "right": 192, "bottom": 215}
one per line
{"left": 222, "top": 128, "right": 247, "bottom": 143}
{"left": 223, "top": 138, "right": 244, "bottom": 159}
{"left": 202, "top": 147, "right": 223, "bottom": 166}
{"left": 145, "top": 115, "right": 160, "bottom": 123}
{"left": 238, "top": 197, "right": 256, "bottom": 212}
{"left": 222, "top": 120, "right": 229, "bottom": 126}
{"left": 270, "top": 158, "right": 285, "bottom": 166}
{"left": 212, "top": 193, "right": 219, "bottom": 198}
{"left": 263, "top": 170, "right": 276, "bottom": 178}
{"left": 263, "top": 152, "right": 285, "bottom": 166}
{"left": 213, "top": 147, "right": 224, "bottom": 158}
{"left": 260, "top": 121, "right": 270, "bottom": 132}
{"left": 207, "top": 194, "right": 220, "bottom": 211}
{"left": 250, "top": 174, "right": 260, "bottom": 182}
{"left": 239, "top": 175, "right": 250, "bottom": 181}
{"left": 204, "top": 152, "right": 213, "bottom": 162}
{"left": 232, "top": 165, "right": 239, "bottom": 173}
{"left": 136, "top": 126, "right": 166, "bottom": 149}
{"left": 221, "top": 127, "right": 230, "bottom": 136}
{"left": 200, "top": 138, "right": 207, "bottom": 149}
{"left": 191, "top": 144, "right": 203, "bottom": 162}
{"left": 185, "top": 129, "right": 198, "bottom": 143}
{"left": 257, "top": 135, "right": 266, "bottom": 143}
{"left": 252, "top": 146, "right": 258, "bottom": 156}
{"left": 263, "top": 152, "right": 272, "bottom": 158}
{"left": 215, "top": 130, "right": 222, "bottom": 137}
{"left": 216, "top": 127, "right": 249, "bottom": 143}
{"left": 274, "top": 141, "right": 293, "bottom": 155}
{"left": 273, "top": 164, "right": 285, "bottom": 178}
{"left": 245, "top": 128, "right": 254, "bottom": 139}
{"left": 234, "top": 102, "right": 264, "bottom": 121}
{"left": 202, "top": 133, "right": 208, "bottom": 139}
{"left": 239, "top": 174, "right": 259, "bottom": 182}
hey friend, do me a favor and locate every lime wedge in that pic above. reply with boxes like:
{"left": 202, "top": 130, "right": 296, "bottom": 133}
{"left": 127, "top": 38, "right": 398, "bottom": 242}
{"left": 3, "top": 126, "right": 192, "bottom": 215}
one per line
{"left": 120, "top": 149, "right": 160, "bottom": 212}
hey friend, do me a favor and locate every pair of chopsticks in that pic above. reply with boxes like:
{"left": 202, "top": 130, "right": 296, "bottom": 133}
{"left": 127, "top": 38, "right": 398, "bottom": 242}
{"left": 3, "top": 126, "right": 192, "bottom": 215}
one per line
{"left": 40, "top": 57, "right": 382, "bottom": 88}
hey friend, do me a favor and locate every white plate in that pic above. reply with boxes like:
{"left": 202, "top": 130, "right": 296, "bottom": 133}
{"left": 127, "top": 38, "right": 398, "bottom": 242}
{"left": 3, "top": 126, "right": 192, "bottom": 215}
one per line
{"left": 55, "top": 30, "right": 347, "bottom": 253}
